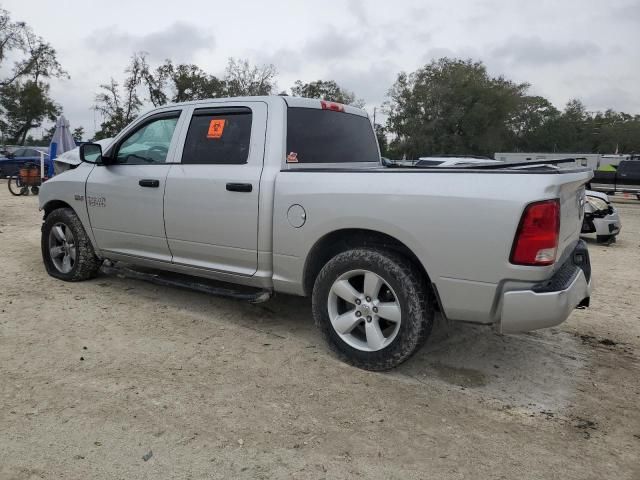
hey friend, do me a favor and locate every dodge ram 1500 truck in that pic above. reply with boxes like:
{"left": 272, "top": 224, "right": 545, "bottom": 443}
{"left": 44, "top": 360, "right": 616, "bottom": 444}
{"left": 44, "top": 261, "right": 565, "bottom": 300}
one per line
{"left": 39, "top": 96, "right": 593, "bottom": 370}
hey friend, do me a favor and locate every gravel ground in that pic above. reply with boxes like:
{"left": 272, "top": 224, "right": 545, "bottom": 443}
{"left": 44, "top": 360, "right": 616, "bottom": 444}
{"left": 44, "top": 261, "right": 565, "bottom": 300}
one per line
{"left": 1, "top": 181, "right": 639, "bottom": 480}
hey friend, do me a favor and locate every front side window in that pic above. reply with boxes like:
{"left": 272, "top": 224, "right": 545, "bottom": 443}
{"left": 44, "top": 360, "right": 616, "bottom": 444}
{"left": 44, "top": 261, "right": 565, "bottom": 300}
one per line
{"left": 181, "top": 108, "right": 252, "bottom": 165}
{"left": 287, "top": 108, "right": 379, "bottom": 164}
{"left": 115, "top": 115, "right": 179, "bottom": 165}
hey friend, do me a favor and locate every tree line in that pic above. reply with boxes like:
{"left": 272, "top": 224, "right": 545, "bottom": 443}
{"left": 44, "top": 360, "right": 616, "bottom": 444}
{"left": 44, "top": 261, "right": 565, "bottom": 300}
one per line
{"left": 2, "top": 7, "right": 639, "bottom": 157}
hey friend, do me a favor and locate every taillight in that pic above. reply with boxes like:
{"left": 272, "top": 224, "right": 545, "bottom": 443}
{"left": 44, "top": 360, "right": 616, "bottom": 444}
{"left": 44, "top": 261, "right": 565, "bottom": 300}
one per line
{"left": 510, "top": 199, "right": 560, "bottom": 266}
{"left": 320, "top": 100, "right": 345, "bottom": 112}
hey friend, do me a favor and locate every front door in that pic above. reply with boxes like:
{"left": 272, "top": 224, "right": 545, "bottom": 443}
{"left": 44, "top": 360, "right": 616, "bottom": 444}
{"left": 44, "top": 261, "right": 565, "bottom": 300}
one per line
{"left": 86, "top": 111, "right": 183, "bottom": 262}
{"left": 164, "top": 102, "right": 267, "bottom": 276}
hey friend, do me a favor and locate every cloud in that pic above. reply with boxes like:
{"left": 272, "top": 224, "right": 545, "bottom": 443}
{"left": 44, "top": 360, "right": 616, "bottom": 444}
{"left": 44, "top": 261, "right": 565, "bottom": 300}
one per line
{"left": 86, "top": 22, "right": 215, "bottom": 63}
{"left": 583, "top": 86, "right": 640, "bottom": 113}
{"left": 492, "top": 36, "right": 601, "bottom": 66}
{"left": 254, "top": 26, "right": 363, "bottom": 74}
{"left": 348, "top": 0, "right": 368, "bottom": 26}
{"left": 611, "top": 2, "right": 640, "bottom": 23}
{"left": 302, "top": 26, "right": 361, "bottom": 61}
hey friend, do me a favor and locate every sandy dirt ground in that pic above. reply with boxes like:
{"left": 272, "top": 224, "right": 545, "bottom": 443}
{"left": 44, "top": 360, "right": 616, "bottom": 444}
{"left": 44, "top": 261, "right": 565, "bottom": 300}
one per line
{"left": 1, "top": 180, "right": 639, "bottom": 480}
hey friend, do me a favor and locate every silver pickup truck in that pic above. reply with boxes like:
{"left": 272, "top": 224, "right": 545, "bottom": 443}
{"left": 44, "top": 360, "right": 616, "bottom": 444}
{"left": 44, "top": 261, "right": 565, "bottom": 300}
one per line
{"left": 39, "top": 96, "right": 593, "bottom": 370}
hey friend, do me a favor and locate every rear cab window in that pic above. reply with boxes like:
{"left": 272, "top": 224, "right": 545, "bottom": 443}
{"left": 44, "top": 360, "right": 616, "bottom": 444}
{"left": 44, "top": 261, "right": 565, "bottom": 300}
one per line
{"left": 286, "top": 107, "right": 379, "bottom": 165}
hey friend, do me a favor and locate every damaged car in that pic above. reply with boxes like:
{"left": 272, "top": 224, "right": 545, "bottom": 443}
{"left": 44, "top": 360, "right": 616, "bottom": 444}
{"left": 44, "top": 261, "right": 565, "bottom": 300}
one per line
{"left": 581, "top": 190, "right": 621, "bottom": 243}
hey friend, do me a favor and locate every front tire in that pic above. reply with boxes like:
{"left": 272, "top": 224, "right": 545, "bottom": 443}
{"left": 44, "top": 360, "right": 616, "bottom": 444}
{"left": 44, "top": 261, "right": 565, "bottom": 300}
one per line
{"left": 312, "top": 248, "right": 434, "bottom": 371}
{"left": 42, "top": 208, "right": 102, "bottom": 281}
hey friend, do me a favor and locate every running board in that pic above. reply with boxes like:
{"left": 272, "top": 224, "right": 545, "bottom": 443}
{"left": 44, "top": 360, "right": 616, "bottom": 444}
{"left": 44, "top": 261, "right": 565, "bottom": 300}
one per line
{"left": 100, "top": 263, "right": 272, "bottom": 304}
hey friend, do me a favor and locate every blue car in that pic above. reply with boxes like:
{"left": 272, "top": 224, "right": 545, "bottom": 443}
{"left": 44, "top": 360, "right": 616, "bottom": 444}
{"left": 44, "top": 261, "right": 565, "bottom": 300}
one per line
{"left": 0, "top": 147, "right": 47, "bottom": 178}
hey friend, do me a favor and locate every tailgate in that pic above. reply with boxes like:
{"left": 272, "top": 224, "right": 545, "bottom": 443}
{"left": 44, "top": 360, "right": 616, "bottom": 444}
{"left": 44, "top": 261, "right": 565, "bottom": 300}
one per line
{"left": 555, "top": 171, "right": 592, "bottom": 267}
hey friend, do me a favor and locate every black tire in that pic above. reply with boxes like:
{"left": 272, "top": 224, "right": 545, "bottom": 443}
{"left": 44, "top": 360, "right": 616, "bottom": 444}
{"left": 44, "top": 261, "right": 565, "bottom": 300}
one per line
{"left": 41, "top": 208, "right": 102, "bottom": 281}
{"left": 312, "top": 248, "right": 434, "bottom": 371}
{"left": 31, "top": 186, "right": 39, "bottom": 195}
{"left": 596, "top": 235, "right": 616, "bottom": 243}
{"left": 7, "top": 176, "right": 28, "bottom": 196}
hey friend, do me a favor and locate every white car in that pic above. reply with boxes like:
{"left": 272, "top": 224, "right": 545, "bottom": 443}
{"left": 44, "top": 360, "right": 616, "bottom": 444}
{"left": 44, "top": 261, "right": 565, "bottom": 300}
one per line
{"left": 582, "top": 190, "right": 621, "bottom": 243}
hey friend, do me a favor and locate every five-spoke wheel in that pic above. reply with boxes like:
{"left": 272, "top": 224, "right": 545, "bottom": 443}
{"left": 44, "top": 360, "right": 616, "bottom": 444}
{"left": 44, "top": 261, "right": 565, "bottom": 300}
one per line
{"left": 328, "top": 269, "right": 402, "bottom": 352}
{"left": 313, "top": 248, "right": 434, "bottom": 370}
{"left": 48, "top": 222, "right": 77, "bottom": 274}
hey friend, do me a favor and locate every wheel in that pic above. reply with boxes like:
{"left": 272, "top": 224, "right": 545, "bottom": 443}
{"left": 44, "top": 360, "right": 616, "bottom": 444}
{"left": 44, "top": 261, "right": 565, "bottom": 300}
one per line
{"left": 312, "top": 248, "right": 434, "bottom": 371}
{"left": 41, "top": 208, "right": 102, "bottom": 281}
{"left": 31, "top": 186, "right": 39, "bottom": 195}
{"left": 7, "top": 176, "right": 28, "bottom": 196}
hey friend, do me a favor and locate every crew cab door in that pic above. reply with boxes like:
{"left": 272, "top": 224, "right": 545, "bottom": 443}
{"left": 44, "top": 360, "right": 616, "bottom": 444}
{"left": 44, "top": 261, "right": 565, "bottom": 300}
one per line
{"left": 163, "top": 102, "right": 267, "bottom": 276}
{"left": 86, "top": 110, "right": 185, "bottom": 261}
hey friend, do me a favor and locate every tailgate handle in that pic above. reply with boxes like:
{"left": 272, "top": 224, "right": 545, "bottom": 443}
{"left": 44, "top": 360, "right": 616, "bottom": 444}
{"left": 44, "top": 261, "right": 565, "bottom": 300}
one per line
{"left": 139, "top": 179, "right": 160, "bottom": 188}
{"left": 226, "top": 183, "right": 252, "bottom": 193}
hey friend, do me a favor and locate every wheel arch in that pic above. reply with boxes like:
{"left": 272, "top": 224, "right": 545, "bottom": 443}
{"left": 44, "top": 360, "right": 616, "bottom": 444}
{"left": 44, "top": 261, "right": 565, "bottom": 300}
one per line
{"left": 42, "top": 199, "right": 75, "bottom": 219}
{"left": 302, "top": 228, "right": 433, "bottom": 297}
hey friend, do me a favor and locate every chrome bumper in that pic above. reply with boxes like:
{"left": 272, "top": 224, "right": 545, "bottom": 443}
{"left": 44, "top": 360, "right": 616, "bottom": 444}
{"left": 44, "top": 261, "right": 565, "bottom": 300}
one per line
{"left": 499, "top": 241, "right": 592, "bottom": 333}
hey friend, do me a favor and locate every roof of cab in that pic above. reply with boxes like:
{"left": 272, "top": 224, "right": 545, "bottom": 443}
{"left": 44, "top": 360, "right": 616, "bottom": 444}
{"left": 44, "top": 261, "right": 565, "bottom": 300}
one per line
{"left": 148, "top": 95, "right": 369, "bottom": 118}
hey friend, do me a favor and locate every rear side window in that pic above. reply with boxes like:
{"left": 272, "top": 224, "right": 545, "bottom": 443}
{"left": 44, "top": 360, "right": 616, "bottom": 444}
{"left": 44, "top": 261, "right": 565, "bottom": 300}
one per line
{"left": 182, "top": 108, "right": 252, "bottom": 165}
{"left": 287, "top": 108, "right": 378, "bottom": 163}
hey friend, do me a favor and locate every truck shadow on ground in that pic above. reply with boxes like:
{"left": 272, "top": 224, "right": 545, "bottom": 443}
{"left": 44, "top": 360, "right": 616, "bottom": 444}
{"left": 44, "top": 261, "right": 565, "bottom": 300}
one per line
{"left": 97, "top": 270, "right": 590, "bottom": 412}
{"left": 237, "top": 291, "right": 589, "bottom": 412}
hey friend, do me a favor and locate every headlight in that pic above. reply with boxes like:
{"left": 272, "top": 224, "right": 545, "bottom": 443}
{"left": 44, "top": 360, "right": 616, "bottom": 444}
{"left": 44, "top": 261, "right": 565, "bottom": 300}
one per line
{"left": 586, "top": 196, "right": 609, "bottom": 211}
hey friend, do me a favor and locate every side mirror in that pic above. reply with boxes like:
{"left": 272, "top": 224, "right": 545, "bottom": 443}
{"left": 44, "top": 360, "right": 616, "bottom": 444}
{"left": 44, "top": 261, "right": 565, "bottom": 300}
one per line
{"left": 79, "top": 143, "right": 102, "bottom": 164}
{"left": 6, "top": 152, "right": 15, "bottom": 159}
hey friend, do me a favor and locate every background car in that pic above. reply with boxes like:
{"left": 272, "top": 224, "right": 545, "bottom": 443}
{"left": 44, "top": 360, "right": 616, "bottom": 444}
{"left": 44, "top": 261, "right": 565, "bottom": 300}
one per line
{"left": 582, "top": 190, "right": 621, "bottom": 243}
{"left": 0, "top": 146, "right": 48, "bottom": 178}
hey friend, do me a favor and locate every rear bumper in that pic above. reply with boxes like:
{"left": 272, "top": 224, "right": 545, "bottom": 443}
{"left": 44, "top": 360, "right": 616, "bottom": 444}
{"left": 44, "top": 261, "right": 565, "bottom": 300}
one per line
{"left": 499, "top": 241, "right": 592, "bottom": 333}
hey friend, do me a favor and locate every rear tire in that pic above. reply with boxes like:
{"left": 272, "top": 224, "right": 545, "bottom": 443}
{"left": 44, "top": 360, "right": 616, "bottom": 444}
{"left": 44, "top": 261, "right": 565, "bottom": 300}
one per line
{"left": 42, "top": 208, "right": 102, "bottom": 281}
{"left": 312, "top": 248, "right": 433, "bottom": 371}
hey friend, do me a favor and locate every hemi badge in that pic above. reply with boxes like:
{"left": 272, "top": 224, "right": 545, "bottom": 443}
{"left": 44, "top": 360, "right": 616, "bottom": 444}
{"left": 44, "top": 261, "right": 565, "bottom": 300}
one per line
{"left": 74, "top": 194, "right": 84, "bottom": 201}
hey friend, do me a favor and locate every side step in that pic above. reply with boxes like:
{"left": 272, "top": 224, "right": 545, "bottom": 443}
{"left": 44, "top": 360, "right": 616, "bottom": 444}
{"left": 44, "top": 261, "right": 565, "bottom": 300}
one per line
{"left": 100, "top": 263, "right": 272, "bottom": 304}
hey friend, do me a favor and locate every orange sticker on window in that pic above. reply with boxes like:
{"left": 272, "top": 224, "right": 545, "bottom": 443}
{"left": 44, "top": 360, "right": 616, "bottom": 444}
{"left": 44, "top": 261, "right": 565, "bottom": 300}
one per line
{"left": 207, "top": 119, "right": 226, "bottom": 139}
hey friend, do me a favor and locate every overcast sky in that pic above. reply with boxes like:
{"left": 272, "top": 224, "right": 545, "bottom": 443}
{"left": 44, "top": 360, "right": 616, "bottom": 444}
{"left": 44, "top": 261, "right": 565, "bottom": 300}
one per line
{"left": 2, "top": 0, "right": 639, "bottom": 137}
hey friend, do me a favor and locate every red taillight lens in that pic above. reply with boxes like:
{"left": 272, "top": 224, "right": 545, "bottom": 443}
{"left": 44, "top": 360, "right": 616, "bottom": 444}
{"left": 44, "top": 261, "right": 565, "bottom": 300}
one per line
{"left": 510, "top": 199, "right": 560, "bottom": 266}
{"left": 320, "top": 100, "right": 345, "bottom": 112}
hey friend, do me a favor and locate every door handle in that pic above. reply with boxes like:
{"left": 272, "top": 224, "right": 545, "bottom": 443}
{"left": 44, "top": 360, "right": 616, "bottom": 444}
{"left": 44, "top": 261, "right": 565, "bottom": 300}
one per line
{"left": 139, "top": 179, "right": 160, "bottom": 188}
{"left": 226, "top": 183, "right": 253, "bottom": 192}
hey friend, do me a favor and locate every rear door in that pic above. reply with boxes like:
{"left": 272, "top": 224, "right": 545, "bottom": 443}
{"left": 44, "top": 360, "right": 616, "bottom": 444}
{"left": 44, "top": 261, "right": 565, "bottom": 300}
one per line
{"left": 163, "top": 102, "right": 267, "bottom": 275}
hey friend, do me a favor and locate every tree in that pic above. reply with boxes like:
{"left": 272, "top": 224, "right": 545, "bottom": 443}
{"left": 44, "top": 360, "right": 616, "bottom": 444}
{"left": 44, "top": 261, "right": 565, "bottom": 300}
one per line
{"left": 224, "top": 58, "right": 277, "bottom": 97}
{"left": 0, "top": 7, "right": 66, "bottom": 144}
{"left": 0, "top": 80, "right": 60, "bottom": 144}
{"left": 290, "top": 79, "right": 365, "bottom": 107}
{"left": 375, "top": 124, "right": 388, "bottom": 157}
{"left": 385, "top": 58, "right": 528, "bottom": 158}
{"left": 144, "top": 59, "right": 225, "bottom": 105}
{"left": 93, "top": 53, "right": 146, "bottom": 139}
{"left": 72, "top": 126, "right": 85, "bottom": 142}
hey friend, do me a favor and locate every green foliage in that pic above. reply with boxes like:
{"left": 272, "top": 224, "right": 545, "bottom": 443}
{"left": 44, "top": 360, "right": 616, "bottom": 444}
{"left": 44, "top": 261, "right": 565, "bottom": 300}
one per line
{"left": 374, "top": 124, "right": 388, "bottom": 157}
{"left": 385, "top": 58, "right": 528, "bottom": 158}
{"left": 0, "top": 7, "right": 66, "bottom": 144}
{"left": 0, "top": 80, "right": 60, "bottom": 144}
{"left": 72, "top": 126, "right": 84, "bottom": 142}
{"left": 290, "top": 80, "right": 365, "bottom": 107}
{"left": 385, "top": 58, "right": 640, "bottom": 158}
